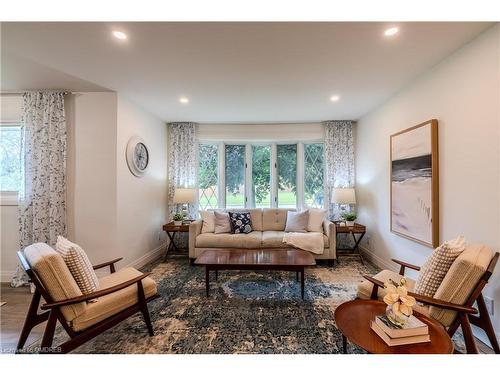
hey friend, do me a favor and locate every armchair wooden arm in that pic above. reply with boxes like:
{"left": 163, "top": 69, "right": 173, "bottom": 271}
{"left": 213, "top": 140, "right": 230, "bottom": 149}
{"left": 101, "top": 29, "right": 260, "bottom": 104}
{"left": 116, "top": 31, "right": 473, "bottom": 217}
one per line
{"left": 41, "top": 272, "right": 152, "bottom": 310}
{"left": 391, "top": 258, "right": 421, "bottom": 275}
{"left": 93, "top": 257, "right": 123, "bottom": 273}
{"left": 362, "top": 275, "right": 477, "bottom": 315}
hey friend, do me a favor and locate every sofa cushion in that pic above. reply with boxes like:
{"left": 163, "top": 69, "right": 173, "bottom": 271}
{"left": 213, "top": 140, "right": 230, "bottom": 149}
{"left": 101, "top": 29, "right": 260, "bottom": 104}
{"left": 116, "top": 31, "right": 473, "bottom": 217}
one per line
{"left": 71, "top": 267, "right": 157, "bottom": 332}
{"left": 357, "top": 269, "right": 416, "bottom": 300}
{"left": 284, "top": 210, "right": 309, "bottom": 233}
{"left": 429, "top": 244, "right": 493, "bottom": 327}
{"left": 196, "top": 231, "right": 263, "bottom": 248}
{"left": 23, "top": 243, "right": 86, "bottom": 322}
{"left": 262, "top": 231, "right": 329, "bottom": 248}
{"left": 262, "top": 208, "right": 294, "bottom": 231}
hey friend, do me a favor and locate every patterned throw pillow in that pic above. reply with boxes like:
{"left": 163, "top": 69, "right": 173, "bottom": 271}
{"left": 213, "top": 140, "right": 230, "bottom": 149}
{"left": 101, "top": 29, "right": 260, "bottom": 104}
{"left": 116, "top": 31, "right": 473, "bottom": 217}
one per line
{"left": 228, "top": 211, "right": 253, "bottom": 234}
{"left": 55, "top": 236, "right": 100, "bottom": 299}
{"left": 414, "top": 236, "right": 466, "bottom": 297}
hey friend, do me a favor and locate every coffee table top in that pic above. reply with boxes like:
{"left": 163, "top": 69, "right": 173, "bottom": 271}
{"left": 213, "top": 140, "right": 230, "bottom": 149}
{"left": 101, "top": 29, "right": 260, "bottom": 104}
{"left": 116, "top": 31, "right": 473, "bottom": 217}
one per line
{"left": 334, "top": 300, "right": 454, "bottom": 354}
{"left": 194, "top": 248, "right": 316, "bottom": 266}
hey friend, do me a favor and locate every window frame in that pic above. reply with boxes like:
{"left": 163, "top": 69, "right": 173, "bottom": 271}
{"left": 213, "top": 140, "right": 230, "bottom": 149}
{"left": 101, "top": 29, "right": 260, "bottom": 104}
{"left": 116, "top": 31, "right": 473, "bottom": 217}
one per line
{"left": 0, "top": 122, "right": 22, "bottom": 206}
{"left": 197, "top": 140, "right": 325, "bottom": 210}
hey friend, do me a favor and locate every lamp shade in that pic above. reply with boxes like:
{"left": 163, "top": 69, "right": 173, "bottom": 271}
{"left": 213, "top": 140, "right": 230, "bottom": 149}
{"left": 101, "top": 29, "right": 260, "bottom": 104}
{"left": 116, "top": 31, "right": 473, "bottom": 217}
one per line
{"left": 331, "top": 188, "right": 356, "bottom": 204}
{"left": 173, "top": 188, "right": 196, "bottom": 204}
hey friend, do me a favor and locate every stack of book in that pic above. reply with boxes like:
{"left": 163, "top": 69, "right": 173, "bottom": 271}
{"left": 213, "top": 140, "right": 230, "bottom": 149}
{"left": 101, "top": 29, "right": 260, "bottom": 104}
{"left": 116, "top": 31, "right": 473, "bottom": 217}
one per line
{"left": 370, "top": 314, "right": 430, "bottom": 346}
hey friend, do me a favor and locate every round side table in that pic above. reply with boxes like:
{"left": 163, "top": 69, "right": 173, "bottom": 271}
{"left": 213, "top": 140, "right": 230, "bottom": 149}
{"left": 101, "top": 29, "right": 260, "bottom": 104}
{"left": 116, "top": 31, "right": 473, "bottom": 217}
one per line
{"left": 334, "top": 299, "right": 454, "bottom": 354}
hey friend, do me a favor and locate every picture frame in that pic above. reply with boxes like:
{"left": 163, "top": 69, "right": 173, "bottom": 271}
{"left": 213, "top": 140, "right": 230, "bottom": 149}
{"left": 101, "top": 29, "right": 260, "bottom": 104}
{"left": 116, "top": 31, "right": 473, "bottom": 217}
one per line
{"left": 390, "top": 119, "right": 439, "bottom": 248}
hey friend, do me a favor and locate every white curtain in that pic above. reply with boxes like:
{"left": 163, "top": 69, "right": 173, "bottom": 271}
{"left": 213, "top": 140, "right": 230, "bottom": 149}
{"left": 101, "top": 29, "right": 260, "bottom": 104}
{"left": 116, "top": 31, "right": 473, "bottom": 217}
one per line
{"left": 167, "top": 122, "right": 197, "bottom": 219}
{"left": 13, "top": 92, "right": 67, "bottom": 286}
{"left": 324, "top": 120, "right": 355, "bottom": 221}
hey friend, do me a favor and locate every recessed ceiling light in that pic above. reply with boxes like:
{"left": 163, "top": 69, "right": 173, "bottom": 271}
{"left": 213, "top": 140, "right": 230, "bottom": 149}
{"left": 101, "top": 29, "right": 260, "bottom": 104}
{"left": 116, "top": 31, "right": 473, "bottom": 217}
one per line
{"left": 112, "top": 31, "right": 127, "bottom": 40}
{"left": 179, "top": 97, "right": 189, "bottom": 104}
{"left": 384, "top": 27, "right": 399, "bottom": 37}
{"left": 330, "top": 95, "right": 340, "bottom": 102}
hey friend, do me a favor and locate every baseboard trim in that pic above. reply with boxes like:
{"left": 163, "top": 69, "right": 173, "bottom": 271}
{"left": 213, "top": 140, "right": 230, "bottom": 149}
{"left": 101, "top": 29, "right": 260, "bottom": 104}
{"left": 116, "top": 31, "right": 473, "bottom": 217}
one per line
{"left": 127, "top": 242, "right": 167, "bottom": 270}
{"left": 1, "top": 270, "right": 15, "bottom": 284}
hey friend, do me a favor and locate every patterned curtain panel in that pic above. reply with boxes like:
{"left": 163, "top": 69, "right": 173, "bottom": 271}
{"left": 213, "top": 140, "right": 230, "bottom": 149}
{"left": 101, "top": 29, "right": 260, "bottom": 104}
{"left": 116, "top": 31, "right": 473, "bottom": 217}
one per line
{"left": 324, "top": 120, "right": 355, "bottom": 221}
{"left": 167, "top": 122, "right": 197, "bottom": 219}
{"left": 13, "top": 92, "right": 67, "bottom": 286}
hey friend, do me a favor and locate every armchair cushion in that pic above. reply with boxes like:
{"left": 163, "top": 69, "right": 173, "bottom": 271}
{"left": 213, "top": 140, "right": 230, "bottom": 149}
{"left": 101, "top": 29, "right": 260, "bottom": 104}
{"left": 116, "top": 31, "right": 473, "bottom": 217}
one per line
{"left": 71, "top": 267, "right": 157, "bottom": 332}
{"left": 430, "top": 244, "right": 493, "bottom": 327}
{"left": 55, "top": 236, "right": 100, "bottom": 298}
{"left": 23, "top": 243, "right": 86, "bottom": 322}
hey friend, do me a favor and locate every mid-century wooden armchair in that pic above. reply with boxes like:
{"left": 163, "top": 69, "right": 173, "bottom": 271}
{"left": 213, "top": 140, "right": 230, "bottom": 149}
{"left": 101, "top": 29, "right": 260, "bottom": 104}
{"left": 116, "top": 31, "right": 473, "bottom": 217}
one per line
{"left": 358, "top": 244, "right": 499, "bottom": 354}
{"left": 16, "top": 243, "right": 160, "bottom": 354}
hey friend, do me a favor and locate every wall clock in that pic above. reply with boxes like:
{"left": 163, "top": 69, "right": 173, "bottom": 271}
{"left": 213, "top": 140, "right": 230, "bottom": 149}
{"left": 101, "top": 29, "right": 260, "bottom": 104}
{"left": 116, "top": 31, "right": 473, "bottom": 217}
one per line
{"left": 126, "top": 136, "right": 149, "bottom": 177}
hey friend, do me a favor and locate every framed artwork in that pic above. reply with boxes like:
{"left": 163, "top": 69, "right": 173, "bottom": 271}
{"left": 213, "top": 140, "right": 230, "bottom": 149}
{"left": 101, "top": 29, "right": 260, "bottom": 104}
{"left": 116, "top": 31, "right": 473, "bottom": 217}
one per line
{"left": 390, "top": 119, "right": 439, "bottom": 248}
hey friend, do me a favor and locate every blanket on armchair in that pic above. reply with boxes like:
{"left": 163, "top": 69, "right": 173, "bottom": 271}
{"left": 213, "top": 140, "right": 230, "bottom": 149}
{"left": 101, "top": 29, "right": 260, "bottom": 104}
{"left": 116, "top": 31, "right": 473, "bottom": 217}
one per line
{"left": 282, "top": 232, "right": 324, "bottom": 254}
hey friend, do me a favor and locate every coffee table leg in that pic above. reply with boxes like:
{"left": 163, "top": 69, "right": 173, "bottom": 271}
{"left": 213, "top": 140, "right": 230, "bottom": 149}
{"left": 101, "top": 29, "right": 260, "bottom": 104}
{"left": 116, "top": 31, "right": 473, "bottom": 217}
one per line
{"left": 205, "top": 267, "right": 210, "bottom": 297}
{"left": 300, "top": 269, "right": 305, "bottom": 299}
{"left": 215, "top": 269, "right": 218, "bottom": 281}
{"left": 342, "top": 335, "right": 347, "bottom": 354}
{"left": 296, "top": 271, "right": 299, "bottom": 281}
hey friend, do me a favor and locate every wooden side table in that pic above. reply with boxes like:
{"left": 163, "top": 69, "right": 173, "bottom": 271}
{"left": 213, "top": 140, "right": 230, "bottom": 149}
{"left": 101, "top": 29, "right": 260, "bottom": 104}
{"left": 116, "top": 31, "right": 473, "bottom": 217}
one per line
{"left": 334, "top": 300, "right": 454, "bottom": 354}
{"left": 334, "top": 222, "right": 366, "bottom": 263}
{"left": 162, "top": 221, "right": 190, "bottom": 261}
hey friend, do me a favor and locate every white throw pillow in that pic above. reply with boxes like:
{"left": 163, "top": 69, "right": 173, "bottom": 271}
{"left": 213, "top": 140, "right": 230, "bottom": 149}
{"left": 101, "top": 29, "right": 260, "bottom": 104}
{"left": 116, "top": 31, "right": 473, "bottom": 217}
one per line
{"left": 414, "top": 236, "right": 466, "bottom": 297}
{"left": 55, "top": 236, "right": 100, "bottom": 299}
{"left": 214, "top": 211, "right": 232, "bottom": 234}
{"left": 200, "top": 210, "right": 216, "bottom": 233}
{"left": 284, "top": 210, "right": 309, "bottom": 233}
{"left": 307, "top": 208, "right": 327, "bottom": 232}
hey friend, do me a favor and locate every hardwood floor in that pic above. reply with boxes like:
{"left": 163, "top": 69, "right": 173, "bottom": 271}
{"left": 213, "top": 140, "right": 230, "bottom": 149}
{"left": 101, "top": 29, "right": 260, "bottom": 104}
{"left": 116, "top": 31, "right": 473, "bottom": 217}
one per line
{"left": 0, "top": 282, "right": 494, "bottom": 354}
{"left": 0, "top": 283, "right": 46, "bottom": 353}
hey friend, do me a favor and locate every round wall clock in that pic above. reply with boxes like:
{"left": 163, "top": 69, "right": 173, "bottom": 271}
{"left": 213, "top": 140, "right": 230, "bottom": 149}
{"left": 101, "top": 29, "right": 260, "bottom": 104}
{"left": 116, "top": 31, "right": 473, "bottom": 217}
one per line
{"left": 126, "top": 136, "right": 149, "bottom": 177}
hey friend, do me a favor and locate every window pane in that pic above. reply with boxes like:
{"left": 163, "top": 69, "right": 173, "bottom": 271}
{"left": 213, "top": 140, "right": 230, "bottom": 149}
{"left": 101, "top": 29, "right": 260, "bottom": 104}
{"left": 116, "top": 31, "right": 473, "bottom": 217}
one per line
{"left": 0, "top": 126, "right": 22, "bottom": 192}
{"left": 225, "top": 145, "right": 245, "bottom": 208}
{"left": 277, "top": 144, "right": 297, "bottom": 208}
{"left": 252, "top": 145, "right": 271, "bottom": 208}
{"left": 198, "top": 144, "right": 218, "bottom": 210}
{"left": 304, "top": 143, "right": 324, "bottom": 208}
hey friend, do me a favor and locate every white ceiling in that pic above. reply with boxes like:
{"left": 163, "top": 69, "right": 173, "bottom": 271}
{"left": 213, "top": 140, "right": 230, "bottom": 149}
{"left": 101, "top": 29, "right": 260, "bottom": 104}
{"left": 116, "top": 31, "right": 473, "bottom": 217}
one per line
{"left": 1, "top": 22, "right": 493, "bottom": 123}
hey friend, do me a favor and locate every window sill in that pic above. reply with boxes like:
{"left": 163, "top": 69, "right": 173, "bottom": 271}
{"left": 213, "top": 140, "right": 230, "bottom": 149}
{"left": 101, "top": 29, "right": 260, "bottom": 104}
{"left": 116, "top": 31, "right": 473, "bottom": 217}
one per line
{"left": 1, "top": 192, "right": 19, "bottom": 206}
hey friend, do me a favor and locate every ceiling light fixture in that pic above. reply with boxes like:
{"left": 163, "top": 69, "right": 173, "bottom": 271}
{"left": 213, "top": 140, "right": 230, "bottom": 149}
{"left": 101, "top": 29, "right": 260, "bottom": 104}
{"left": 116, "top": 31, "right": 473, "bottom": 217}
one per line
{"left": 384, "top": 27, "right": 399, "bottom": 37}
{"left": 112, "top": 31, "right": 128, "bottom": 40}
{"left": 179, "top": 97, "right": 189, "bottom": 104}
{"left": 330, "top": 95, "right": 340, "bottom": 102}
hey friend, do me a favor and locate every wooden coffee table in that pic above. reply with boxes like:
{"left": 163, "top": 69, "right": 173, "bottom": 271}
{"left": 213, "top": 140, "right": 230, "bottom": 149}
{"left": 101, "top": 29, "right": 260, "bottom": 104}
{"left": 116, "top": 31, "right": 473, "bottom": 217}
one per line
{"left": 194, "top": 249, "right": 316, "bottom": 299}
{"left": 334, "top": 300, "right": 454, "bottom": 354}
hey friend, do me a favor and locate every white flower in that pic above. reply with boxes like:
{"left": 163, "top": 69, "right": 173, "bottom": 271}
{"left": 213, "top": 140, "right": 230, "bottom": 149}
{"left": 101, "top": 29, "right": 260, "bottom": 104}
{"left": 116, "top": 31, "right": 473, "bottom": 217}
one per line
{"left": 383, "top": 278, "right": 416, "bottom": 317}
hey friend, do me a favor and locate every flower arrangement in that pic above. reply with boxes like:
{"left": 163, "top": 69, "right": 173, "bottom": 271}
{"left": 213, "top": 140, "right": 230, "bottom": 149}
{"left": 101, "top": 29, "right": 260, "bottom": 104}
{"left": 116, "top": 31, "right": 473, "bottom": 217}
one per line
{"left": 383, "top": 278, "right": 416, "bottom": 327}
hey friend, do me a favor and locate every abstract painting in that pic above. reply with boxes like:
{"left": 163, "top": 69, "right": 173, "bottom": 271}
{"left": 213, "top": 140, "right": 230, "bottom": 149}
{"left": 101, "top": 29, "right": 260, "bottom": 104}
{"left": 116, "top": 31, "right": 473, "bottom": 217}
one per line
{"left": 390, "top": 120, "right": 439, "bottom": 248}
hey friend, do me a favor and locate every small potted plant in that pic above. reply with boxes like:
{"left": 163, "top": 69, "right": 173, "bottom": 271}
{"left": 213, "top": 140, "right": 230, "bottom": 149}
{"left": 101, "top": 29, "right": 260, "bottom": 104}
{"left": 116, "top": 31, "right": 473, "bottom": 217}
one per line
{"left": 173, "top": 213, "right": 184, "bottom": 226}
{"left": 342, "top": 212, "right": 357, "bottom": 226}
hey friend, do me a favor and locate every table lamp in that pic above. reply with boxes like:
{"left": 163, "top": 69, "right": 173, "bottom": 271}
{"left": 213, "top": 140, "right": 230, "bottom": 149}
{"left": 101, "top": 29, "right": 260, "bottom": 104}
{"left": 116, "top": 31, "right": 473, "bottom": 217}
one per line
{"left": 331, "top": 188, "right": 356, "bottom": 222}
{"left": 173, "top": 188, "right": 196, "bottom": 219}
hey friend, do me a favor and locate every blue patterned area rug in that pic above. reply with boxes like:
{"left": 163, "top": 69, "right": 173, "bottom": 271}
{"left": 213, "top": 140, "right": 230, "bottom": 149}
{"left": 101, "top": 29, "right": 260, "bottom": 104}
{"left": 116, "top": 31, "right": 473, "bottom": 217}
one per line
{"left": 42, "top": 256, "right": 379, "bottom": 353}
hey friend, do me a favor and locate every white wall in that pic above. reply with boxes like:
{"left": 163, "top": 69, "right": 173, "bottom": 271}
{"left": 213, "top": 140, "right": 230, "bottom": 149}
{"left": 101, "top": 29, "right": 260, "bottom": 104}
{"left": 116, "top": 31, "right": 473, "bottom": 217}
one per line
{"left": 116, "top": 95, "right": 168, "bottom": 268}
{"left": 356, "top": 25, "right": 500, "bottom": 340}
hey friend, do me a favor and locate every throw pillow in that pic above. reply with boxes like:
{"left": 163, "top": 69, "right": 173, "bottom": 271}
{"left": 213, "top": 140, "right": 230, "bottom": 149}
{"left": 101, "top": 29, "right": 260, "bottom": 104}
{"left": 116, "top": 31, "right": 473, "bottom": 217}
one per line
{"left": 55, "top": 236, "right": 100, "bottom": 298}
{"left": 284, "top": 210, "right": 309, "bottom": 233}
{"left": 414, "top": 236, "right": 466, "bottom": 297}
{"left": 214, "top": 211, "right": 232, "bottom": 234}
{"left": 307, "top": 208, "right": 327, "bottom": 232}
{"left": 200, "top": 210, "right": 216, "bottom": 233}
{"left": 228, "top": 211, "right": 253, "bottom": 234}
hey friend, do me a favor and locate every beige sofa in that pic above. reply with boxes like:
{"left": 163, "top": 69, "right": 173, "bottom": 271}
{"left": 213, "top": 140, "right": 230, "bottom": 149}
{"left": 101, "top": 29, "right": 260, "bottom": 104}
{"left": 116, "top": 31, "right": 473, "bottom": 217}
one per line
{"left": 189, "top": 208, "right": 336, "bottom": 265}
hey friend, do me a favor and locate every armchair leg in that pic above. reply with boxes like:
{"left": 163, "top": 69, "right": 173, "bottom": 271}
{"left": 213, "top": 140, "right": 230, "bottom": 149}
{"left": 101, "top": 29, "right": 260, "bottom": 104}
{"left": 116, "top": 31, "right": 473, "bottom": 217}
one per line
{"left": 40, "top": 311, "right": 58, "bottom": 353}
{"left": 459, "top": 313, "right": 479, "bottom": 354}
{"left": 137, "top": 281, "right": 154, "bottom": 336}
{"left": 17, "top": 289, "right": 51, "bottom": 352}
